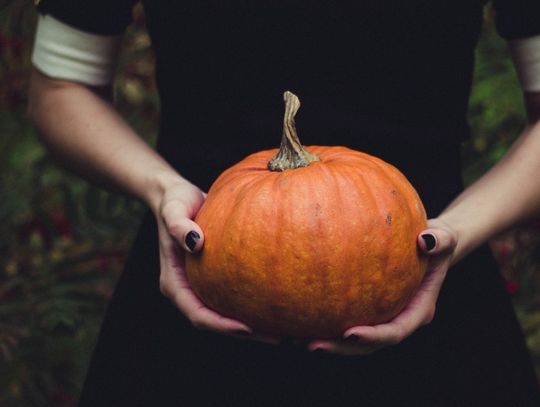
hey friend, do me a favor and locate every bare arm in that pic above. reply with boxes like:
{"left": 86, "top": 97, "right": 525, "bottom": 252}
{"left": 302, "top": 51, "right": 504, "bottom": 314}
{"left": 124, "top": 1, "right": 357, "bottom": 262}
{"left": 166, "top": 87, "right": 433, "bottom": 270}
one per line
{"left": 28, "top": 67, "right": 260, "bottom": 338}
{"left": 27, "top": 68, "right": 182, "bottom": 213}
{"left": 309, "top": 93, "right": 540, "bottom": 354}
{"left": 440, "top": 92, "right": 540, "bottom": 264}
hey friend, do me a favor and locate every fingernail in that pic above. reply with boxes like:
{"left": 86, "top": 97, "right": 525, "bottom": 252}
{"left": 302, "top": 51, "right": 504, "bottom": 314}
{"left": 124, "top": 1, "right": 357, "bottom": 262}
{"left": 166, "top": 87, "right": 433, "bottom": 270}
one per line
{"left": 185, "top": 231, "right": 200, "bottom": 251}
{"left": 421, "top": 234, "right": 436, "bottom": 251}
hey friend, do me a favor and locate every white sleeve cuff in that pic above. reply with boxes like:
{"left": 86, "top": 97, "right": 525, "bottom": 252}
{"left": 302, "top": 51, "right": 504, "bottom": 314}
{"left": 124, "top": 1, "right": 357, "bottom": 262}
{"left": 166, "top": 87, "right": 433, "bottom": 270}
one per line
{"left": 31, "top": 14, "right": 122, "bottom": 86}
{"left": 509, "top": 34, "right": 540, "bottom": 92}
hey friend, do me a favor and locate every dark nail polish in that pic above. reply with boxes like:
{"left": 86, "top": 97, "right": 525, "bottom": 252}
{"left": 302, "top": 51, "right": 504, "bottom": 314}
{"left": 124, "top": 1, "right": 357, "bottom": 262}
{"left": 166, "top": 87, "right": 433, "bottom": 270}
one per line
{"left": 421, "top": 234, "right": 436, "bottom": 251}
{"left": 185, "top": 231, "right": 200, "bottom": 251}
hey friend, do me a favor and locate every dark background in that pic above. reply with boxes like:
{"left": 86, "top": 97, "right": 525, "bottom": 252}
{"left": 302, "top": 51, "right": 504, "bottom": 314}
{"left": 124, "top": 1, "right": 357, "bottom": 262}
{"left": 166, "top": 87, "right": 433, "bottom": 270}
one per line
{"left": 1, "top": 2, "right": 539, "bottom": 405}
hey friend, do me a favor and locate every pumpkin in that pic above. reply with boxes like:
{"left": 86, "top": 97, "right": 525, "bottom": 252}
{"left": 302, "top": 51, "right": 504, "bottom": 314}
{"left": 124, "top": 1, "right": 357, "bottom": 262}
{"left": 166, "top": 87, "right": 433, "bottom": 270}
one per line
{"left": 185, "top": 91, "right": 428, "bottom": 338}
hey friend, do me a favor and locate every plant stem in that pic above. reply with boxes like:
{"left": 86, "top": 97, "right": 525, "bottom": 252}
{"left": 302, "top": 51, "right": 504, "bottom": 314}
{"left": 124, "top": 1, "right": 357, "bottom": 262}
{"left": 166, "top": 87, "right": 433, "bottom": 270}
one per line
{"left": 268, "top": 91, "right": 320, "bottom": 171}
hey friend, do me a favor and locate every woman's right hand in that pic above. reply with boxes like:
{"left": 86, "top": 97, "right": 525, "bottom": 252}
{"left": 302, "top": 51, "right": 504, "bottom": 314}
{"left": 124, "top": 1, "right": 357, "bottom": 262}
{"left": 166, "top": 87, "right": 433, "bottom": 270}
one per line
{"left": 154, "top": 179, "right": 280, "bottom": 343}
{"left": 154, "top": 180, "right": 250, "bottom": 335}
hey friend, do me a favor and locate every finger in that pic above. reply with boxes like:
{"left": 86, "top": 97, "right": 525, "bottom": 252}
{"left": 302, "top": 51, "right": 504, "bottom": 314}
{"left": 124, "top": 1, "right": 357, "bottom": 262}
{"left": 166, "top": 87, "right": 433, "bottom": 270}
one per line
{"left": 162, "top": 207, "right": 204, "bottom": 253}
{"left": 158, "top": 235, "right": 249, "bottom": 335}
{"left": 418, "top": 227, "right": 456, "bottom": 255}
{"left": 170, "top": 285, "right": 253, "bottom": 335}
{"left": 343, "top": 265, "right": 446, "bottom": 346}
{"left": 307, "top": 339, "right": 381, "bottom": 356}
{"left": 342, "top": 324, "right": 407, "bottom": 347}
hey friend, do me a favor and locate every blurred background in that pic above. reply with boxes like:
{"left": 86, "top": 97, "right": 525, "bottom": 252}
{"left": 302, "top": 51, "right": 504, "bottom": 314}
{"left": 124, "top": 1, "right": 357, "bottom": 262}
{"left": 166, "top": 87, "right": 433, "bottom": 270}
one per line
{"left": 1, "top": 2, "right": 540, "bottom": 406}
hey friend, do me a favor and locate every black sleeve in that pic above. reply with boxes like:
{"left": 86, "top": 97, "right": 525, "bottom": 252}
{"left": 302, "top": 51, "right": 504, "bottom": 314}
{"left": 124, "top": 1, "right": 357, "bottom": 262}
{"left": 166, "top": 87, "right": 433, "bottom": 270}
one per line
{"left": 492, "top": 0, "right": 540, "bottom": 40}
{"left": 37, "top": 0, "right": 139, "bottom": 36}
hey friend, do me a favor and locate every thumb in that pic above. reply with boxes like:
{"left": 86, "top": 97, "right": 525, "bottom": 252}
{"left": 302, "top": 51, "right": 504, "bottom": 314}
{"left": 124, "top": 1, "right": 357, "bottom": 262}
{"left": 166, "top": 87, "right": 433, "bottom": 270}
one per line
{"left": 162, "top": 203, "right": 205, "bottom": 253}
{"left": 417, "top": 226, "right": 457, "bottom": 256}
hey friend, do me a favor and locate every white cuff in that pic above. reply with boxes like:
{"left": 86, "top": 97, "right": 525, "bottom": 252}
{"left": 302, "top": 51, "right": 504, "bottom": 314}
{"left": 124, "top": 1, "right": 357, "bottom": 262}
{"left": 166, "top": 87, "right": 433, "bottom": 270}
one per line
{"left": 510, "top": 34, "right": 540, "bottom": 92}
{"left": 32, "top": 14, "right": 122, "bottom": 86}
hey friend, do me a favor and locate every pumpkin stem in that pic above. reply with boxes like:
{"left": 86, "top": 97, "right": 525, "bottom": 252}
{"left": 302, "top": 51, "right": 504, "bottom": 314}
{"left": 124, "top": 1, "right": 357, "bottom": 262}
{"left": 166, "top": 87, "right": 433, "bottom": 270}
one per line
{"left": 268, "top": 91, "right": 320, "bottom": 171}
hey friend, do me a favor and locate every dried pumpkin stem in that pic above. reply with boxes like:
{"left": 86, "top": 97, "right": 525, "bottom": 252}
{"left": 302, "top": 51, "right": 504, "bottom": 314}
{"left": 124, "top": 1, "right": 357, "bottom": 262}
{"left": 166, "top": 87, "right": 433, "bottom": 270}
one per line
{"left": 268, "top": 91, "right": 320, "bottom": 171}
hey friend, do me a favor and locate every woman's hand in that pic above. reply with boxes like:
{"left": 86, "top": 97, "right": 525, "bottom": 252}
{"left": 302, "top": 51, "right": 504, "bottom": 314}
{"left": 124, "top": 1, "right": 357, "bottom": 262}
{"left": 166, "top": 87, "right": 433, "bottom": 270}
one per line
{"left": 306, "top": 219, "right": 458, "bottom": 355}
{"left": 154, "top": 180, "right": 280, "bottom": 343}
{"left": 155, "top": 180, "right": 249, "bottom": 335}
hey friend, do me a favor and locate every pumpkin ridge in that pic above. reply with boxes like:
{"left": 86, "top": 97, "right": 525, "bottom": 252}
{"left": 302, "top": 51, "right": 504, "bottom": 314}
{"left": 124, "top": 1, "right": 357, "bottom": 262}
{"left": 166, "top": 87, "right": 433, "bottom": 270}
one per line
{"left": 322, "top": 167, "right": 365, "bottom": 323}
{"left": 369, "top": 158, "right": 427, "bottom": 227}
{"left": 310, "top": 146, "right": 354, "bottom": 163}
{"left": 366, "top": 159, "right": 427, "bottom": 303}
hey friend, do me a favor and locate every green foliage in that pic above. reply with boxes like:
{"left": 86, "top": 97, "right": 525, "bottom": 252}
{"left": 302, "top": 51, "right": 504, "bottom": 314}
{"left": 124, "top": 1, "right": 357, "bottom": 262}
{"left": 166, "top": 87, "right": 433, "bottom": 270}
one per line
{"left": 465, "top": 8, "right": 540, "bottom": 380}
{"left": 0, "top": 105, "right": 144, "bottom": 404}
{"left": 0, "top": 3, "right": 156, "bottom": 405}
{"left": 0, "top": 2, "right": 539, "bottom": 406}
{"left": 464, "top": 8, "right": 526, "bottom": 184}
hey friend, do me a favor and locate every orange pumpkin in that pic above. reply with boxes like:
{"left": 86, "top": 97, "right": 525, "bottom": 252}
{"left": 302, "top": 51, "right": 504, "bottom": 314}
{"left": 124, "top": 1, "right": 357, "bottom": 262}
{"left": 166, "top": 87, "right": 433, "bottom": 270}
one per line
{"left": 185, "top": 91, "right": 428, "bottom": 338}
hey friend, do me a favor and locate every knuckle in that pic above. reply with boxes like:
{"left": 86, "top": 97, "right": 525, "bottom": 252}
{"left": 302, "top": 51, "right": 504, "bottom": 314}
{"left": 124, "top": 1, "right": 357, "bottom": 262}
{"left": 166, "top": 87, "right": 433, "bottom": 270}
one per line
{"left": 423, "top": 307, "right": 436, "bottom": 326}
{"left": 388, "top": 334, "right": 402, "bottom": 346}
{"left": 161, "top": 199, "right": 182, "bottom": 218}
{"left": 159, "top": 278, "right": 170, "bottom": 297}
{"left": 189, "top": 314, "right": 208, "bottom": 331}
{"left": 167, "top": 222, "right": 184, "bottom": 238}
{"left": 388, "top": 325, "right": 405, "bottom": 345}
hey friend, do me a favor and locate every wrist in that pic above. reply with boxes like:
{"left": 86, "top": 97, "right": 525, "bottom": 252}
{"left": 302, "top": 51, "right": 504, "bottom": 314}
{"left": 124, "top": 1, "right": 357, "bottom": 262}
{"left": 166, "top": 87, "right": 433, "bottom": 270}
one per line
{"left": 434, "top": 215, "right": 464, "bottom": 264}
{"left": 436, "top": 211, "right": 492, "bottom": 265}
{"left": 142, "top": 168, "right": 192, "bottom": 214}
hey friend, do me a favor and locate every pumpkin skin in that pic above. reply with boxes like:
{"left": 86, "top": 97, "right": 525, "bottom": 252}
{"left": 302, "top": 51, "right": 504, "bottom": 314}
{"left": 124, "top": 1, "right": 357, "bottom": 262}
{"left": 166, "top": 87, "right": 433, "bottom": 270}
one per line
{"left": 185, "top": 145, "right": 428, "bottom": 338}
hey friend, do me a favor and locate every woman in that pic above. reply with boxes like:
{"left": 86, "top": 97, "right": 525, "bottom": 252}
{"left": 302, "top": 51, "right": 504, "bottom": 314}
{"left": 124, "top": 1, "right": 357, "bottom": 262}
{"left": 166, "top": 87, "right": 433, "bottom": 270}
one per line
{"left": 29, "top": 0, "right": 540, "bottom": 405}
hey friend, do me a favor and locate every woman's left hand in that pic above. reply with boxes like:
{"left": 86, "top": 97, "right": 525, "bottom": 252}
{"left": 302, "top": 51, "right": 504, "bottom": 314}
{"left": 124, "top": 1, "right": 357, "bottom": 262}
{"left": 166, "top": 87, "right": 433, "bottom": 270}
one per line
{"left": 306, "top": 219, "right": 458, "bottom": 355}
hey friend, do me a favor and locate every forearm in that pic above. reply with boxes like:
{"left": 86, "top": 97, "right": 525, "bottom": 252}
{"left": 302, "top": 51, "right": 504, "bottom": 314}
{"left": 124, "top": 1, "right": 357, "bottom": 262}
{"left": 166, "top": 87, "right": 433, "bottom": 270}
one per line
{"left": 27, "top": 68, "right": 185, "bottom": 213}
{"left": 439, "top": 114, "right": 540, "bottom": 264}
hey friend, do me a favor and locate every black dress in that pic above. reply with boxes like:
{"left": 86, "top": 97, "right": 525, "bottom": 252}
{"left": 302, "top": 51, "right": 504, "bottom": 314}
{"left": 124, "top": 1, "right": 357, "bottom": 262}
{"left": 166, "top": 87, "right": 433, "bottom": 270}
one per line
{"left": 37, "top": 0, "right": 540, "bottom": 405}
